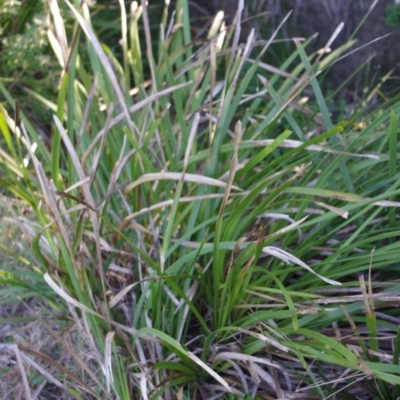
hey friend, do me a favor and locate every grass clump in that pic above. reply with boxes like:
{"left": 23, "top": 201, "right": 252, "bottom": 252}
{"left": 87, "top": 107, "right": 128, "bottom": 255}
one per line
{"left": 1, "top": 0, "right": 400, "bottom": 399}
{"left": 385, "top": 4, "right": 400, "bottom": 28}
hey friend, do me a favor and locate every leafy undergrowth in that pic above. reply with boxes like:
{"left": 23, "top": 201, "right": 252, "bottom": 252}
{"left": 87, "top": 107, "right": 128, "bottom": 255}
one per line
{"left": 1, "top": 1, "right": 400, "bottom": 399}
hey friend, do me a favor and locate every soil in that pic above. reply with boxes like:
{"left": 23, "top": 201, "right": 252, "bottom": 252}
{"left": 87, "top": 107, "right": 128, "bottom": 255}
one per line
{"left": 193, "top": 0, "right": 400, "bottom": 86}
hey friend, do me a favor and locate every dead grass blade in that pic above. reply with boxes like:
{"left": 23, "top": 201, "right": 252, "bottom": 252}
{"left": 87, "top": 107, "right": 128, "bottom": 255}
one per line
{"left": 262, "top": 215, "right": 308, "bottom": 242}
{"left": 213, "top": 351, "right": 280, "bottom": 369}
{"left": 17, "top": 344, "right": 103, "bottom": 399}
{"left": 250, "top": 362, "right": 279, "bottom": 392}
{"left": 124, "top": 172, "right": 242, "bottom": 194}
{"left": 187, "top": 351, "right": 232, "bottom": 393}
{"left": 140, "top": 0, "right": 157, "bottom": 93}
{"left": 237, "top": 327, "right": 289, "bottom": 353}
{"left": 184, "top": 112, "right": 200, "bottom": 170}
{"left": 44, "top": 273, "right": 103, "bottom": 319}
{"left": 33, "top": 314, "right": 110, "bottom": 396}
{"left": 314, "top": 201, "right": 349, "bottom": 219}
{"left": 261, "top": 247, "right": 341, "bottom": 286}
{"left": 228, "top": 0, "right": 244, "bottom": 73}
{"left": 119, "top": 193, "right": 244, "bottom": 231}
{"left": 82, "top": 82, "right": 192, "bottom": 161}
{"left": 246, "top": 139, "right": 380, "bottom": 160}
{"left": 319, "top": 22, "right": 344, "bottom": 58}
{"left": 48, "top": 0, "right": 68, "bottom": 68}
{"left": 105, "top": 331, "right": 115, "bottom": 393}
{"left": 17, "top": 351, "right": 73, "bottom": 398}
{"left": 175, "top": 281, "right": 199, "bottom": 343}
{"left": 218, "top": 121, "right": 242, "bottom": 218}
{"left": 64, "top": 0, "right": 137, "bottom": 138}
{"left": 12, "top": 344, "right": 32, "bottom": 400}
{"left": 89, "top": 103, "right": 114, "bottom": 187}
{"left": 53, "top": 115, "right": 105, "bottom": 285}
{"left": 250, "top": 59, "right": 297, "bottom": 79}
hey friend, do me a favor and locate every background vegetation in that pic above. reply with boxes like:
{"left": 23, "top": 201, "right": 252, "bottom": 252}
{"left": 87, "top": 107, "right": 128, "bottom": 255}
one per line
{"left": 1, "top": 0, "right": 400, "bottom": 399}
